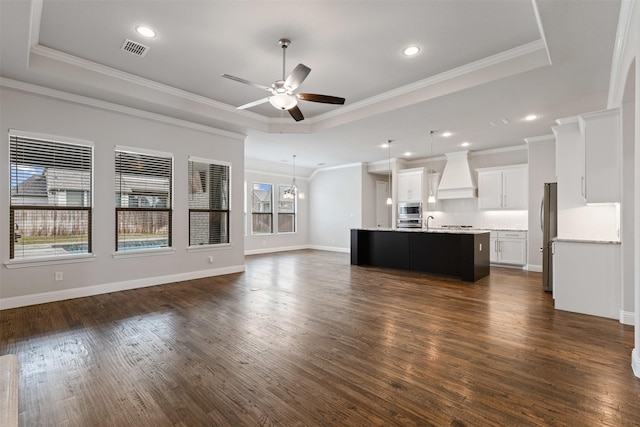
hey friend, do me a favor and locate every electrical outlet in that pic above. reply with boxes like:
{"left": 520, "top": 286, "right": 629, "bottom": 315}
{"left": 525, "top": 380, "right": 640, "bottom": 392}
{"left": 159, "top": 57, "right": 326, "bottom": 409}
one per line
{"left": 55, "top": 272, "right": 63, "bottom": 281}
{"left": 208, "top": 256, "right": 214, "bottom": 263}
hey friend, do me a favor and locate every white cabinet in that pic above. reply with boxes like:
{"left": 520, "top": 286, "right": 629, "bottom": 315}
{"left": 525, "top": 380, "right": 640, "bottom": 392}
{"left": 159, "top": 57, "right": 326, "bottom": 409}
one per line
{"left": 477, "top": 165, "right": 528, "bottom": 210}
{"left": 579, "top": 108, "right": 620, "bottom": 203}
{"left": 490, "top": 230, "right": 527, "bottom": 266}
{"left": 553, "top": 120, "right": 585, "bottom": 208}
{"left": 397, "top": 168, "right": 424, "bottom": 202}
{"left": 553, "top": 240, "right": 620, "bottom": 319}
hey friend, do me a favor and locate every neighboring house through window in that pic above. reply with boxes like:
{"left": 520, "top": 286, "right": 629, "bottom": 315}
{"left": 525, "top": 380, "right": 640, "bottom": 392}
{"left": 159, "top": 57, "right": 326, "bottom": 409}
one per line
{"left": 115, "top": 147, "right": 172, "bottom": 251}
{"left": 188, "top": 158, "right": 230, "bottom": 246}
{"left": 278, "top": 184, "right": 296, "bottom": 233}
{"left": 251, "top": 182, "right": 272, "bottom": 234}
{"left": 9, "top": 131, "right": 93, "bottom": 259}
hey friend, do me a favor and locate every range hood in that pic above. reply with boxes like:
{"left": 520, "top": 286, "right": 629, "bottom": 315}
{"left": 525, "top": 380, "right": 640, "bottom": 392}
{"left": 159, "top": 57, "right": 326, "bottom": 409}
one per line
{"left": 437, "top": 150, "right": 477, "bottom": 199}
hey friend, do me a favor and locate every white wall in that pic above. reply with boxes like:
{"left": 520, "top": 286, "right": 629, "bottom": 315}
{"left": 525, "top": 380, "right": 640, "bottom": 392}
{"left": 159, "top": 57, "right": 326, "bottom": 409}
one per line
{"left": 622, "top": 99, "right": 636, "bottom": 318}
{"left": 361, "top": 168, "right": 379, "bottom": 229}
{"left": 0, "top": 87, "right": 245, "bottom": 308}
{"left": 309, "top": 164, "right": 363, "bottom": 251}
{"left": 606, "top": 0, "right": 639, "bottom": 377}
{"left": 244, "top": 168, "right": 309, "bottom": 254}
{"left": 527, "top": 135, "right": 556, "bottom": 271}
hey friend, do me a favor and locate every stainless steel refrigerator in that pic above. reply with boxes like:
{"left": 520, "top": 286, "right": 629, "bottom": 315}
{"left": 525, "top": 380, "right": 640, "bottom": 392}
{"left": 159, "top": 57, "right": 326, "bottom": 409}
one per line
{"left": 541, "top": 182, "right": 557, "bottom": 292}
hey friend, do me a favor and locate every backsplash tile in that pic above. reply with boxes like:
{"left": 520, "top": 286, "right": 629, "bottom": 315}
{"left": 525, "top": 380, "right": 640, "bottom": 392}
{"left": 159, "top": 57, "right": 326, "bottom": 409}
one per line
{"left": 424, "top": 198, "right": 528, "bottom": 230}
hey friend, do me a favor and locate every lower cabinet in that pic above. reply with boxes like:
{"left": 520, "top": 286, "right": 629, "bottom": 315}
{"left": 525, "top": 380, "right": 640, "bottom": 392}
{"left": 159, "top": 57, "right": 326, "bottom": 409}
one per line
{"left": 553, "top": 240, "right": 620, "bottom": 319}
{"left": 490, "top": 230, "right": 527, "bottom": 266}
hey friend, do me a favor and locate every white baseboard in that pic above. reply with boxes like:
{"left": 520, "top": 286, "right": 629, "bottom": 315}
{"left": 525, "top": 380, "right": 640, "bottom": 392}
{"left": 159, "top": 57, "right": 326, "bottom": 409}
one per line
{"left": 633, "top": 348, "right": 640, "bottom": 378}
{"left": 620, "top": 310, "right": 635, "bottom": 325}
{"left": 307, "top": 245, "right": 350, "bottom": 253}
{"left": 526, "top": 264, "right": 542, "bottom": 272}
{"left": 0, "top": 264, "right": 245, "bottom": 310}
{"left": 244, "top": 245, "right": 309, "bottom": 256}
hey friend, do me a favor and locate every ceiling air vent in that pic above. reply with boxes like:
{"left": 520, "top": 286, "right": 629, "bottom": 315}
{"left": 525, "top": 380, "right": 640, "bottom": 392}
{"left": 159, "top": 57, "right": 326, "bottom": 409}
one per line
{"left": 121, "top": 39, "right": 149, "bottom": 57}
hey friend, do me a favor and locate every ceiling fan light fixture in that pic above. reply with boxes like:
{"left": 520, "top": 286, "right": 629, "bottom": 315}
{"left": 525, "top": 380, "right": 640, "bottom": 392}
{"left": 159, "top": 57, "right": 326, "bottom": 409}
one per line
{"left": 269, "top": 94, "right": 298, "bottom": 110}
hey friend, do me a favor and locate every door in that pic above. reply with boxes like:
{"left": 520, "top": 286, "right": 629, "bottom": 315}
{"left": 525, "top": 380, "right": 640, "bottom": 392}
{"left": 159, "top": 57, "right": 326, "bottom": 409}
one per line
{"left": 376, "top": 181, "right": 390, "bottom": 228}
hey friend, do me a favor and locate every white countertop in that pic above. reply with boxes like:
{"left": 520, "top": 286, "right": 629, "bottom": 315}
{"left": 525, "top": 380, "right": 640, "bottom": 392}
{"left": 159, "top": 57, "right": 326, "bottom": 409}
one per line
{"left": 553, "top": 237, "right": 621, "bottom": 245}
{"left": 355, "top": 228, "right": 490, "bottom": 235}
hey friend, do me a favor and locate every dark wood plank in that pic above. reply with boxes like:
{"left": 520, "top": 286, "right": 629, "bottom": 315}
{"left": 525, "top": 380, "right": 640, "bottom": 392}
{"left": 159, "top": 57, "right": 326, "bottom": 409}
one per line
{"left": 1, "top": 250, "right": 638, "bottom": 426}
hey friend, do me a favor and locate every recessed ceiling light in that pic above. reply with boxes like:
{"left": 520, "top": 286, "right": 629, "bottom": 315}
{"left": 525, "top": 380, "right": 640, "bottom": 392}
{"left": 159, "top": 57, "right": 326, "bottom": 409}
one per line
{"left": 461, "top": 142, "right": 470, "bottom": 147}
{"left": 525, "top": 114, "right": 538, "bottom": 121}
{"left": 136, "top": 26, "right": 156, "bottom": 38}
{"left": 442, "top": 131, "right": 452, "bottom": 137}
{"left": 402, "top": 45, "right": 420, "bottom": 56}
{"left": 404, "top": 152, "right": 412, "bottom": 157}
{"left": 381, "top": 143, "right": 389, "bottom": 148}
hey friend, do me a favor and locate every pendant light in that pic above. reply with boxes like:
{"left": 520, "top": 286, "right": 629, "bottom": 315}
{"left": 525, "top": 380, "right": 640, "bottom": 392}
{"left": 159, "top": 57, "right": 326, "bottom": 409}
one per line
{"left": 283, "top": 154, "right": 297, "bottom": 199}
{"left": 427, "top": 131, "right": 436, "bottom": 204}
{"left": 386, "top": 140, "right": 393, "bottom": 205}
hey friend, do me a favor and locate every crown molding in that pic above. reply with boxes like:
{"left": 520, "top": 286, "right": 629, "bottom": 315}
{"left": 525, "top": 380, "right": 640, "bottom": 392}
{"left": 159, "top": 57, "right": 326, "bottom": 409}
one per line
{"left": 524, "top": 134, "right": 555, "bottom": 144}
{"left": 315, "top": 39, "right": 549, "bottom": 123}
{"left": 1, "top": 78, "right": 245, "bottom": 140}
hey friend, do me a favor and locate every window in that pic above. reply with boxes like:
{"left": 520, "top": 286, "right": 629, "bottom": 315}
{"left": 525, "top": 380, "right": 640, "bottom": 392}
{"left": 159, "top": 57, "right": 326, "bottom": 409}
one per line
{"left": 251, "top": 182, "right": 272, "bottom": 234}
{"left": 277, "top": 184, "right": 296, "bottom": 233}
{"left": 188, "top": 158, "right": 230, "bottom": 246}
{"left": 9, "top": 131, "right": 93, "bottom": 260}
{"left": 115, "top": 148, "right": 172, "bottom": 251}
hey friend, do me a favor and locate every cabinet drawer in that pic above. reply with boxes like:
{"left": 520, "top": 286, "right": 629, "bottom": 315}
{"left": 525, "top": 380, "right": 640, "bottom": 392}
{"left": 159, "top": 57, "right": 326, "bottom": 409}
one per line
{"left": 497, "top": 230, "right": 527, "bottom": 239}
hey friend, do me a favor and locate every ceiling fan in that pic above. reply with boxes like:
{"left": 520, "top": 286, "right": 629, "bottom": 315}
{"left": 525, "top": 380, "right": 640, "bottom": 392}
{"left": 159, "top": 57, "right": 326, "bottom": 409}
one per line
{"left": 221, "top": 38, "right": 345, "bottom": 122}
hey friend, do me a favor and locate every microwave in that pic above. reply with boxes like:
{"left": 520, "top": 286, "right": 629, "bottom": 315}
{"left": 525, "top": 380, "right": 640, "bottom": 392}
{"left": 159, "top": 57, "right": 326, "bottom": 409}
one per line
{"left": 398, "top": 202, "right": 422, "bottom": 217}
{"left": 398, "top": 217, "right": 423, "bottom": 228}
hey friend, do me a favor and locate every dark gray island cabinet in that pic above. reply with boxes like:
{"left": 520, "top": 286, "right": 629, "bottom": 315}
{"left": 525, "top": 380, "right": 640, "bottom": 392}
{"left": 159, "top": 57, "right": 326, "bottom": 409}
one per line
{"left": 350, "top": 229, "right": 490, "bottom": 282}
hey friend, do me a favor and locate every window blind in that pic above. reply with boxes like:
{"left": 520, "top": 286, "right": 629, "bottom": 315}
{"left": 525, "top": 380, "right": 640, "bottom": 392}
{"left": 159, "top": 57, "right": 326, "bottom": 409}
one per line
{"left": 115, "top": 149, "right": 172, "bottom": 251}
{"left": 188, "top": 160, "right": 230, "bottom": 245}
{"left": 9, "top": 134, "right": 93, "bottom": 259}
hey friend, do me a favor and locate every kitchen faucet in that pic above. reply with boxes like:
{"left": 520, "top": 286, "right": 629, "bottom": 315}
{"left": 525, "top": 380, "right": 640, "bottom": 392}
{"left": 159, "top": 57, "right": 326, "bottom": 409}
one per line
{"left": 426, "top": 215, "right": 434, "bottom": 229}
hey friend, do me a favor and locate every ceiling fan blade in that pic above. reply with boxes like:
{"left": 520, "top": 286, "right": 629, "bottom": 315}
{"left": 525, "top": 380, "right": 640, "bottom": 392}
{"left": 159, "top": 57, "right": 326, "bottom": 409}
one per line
{"left": 288, "top": 105, "right": 304, "bottom": 122}
{"left": 237, "top": 97, "right": 270, "bottom": 110}
{"left": 221, "top": 74, "right": 271, "bottom": 92}
{"left": 297, "top": 93, "right": 345, "bottom": 105}
{"left": 285, "top": 64, "right": 311, "bottom": 91}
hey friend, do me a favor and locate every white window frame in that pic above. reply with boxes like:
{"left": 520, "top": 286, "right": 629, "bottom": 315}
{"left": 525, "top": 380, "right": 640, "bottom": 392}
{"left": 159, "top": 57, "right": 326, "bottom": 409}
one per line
{"left": 187, "top": 156, "right": 231, "bottom": 248}
{"left": 251, "top": 182, "right": 273, "bottom": 235}
{"left": 8, "top": 129, "right": 95, "bottom": 264}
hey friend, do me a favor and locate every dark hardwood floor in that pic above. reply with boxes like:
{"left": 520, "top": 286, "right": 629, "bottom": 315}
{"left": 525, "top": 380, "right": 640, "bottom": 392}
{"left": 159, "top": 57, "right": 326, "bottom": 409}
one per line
{"left": 1, "top": 250, "right": 638, "bottom": 426}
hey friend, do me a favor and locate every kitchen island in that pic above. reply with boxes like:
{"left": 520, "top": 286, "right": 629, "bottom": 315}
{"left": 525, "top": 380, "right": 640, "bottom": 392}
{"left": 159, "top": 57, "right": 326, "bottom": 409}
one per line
{"left": 351, "top": 228, "right": 490, "bottom": 282}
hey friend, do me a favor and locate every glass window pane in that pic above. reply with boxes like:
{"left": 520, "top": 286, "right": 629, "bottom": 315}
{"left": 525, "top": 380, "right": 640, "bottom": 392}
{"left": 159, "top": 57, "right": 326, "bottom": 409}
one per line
{"left": 115, "top": 149, "right": 173, "bottom": 251}
{"left": 252, "top": 183, "right": 272, "bottom": 234}
{"left": 278, "top": 213, "right": 295, "bottom": 233}
{"left": 11, "top": 208, "right": 90, "bottom": 259}
{"left": 188, "top": 160, "right": 230, "bottom": 246}
{"left": 10, "top": 134, "right": 93, "bottom": 260}
{"left": 116, "top": 210, "right": 170, "bottom": 251}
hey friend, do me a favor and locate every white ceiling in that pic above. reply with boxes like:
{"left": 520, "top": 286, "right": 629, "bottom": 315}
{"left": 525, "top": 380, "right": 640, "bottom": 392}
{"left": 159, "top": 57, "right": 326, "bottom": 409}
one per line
{"left": 0, "top": 0, "right": 621, "bottom": 174}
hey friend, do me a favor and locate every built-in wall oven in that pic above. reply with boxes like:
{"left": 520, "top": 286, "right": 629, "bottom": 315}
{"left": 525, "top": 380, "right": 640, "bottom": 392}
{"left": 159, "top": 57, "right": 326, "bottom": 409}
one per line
{"left": 397, "top": 202, "right": 423, "bottom": 228}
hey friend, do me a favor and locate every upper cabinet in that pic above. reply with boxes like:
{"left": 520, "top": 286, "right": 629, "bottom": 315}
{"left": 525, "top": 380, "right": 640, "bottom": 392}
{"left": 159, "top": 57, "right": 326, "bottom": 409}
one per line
{"left": 397, "top": 167, "right": 425, "bottom": 202}
{"left": 579, "top": 108, "right": 621, "bottom": 204}
{"left": 477, "top": 165, "right": 528, "bottom": 210}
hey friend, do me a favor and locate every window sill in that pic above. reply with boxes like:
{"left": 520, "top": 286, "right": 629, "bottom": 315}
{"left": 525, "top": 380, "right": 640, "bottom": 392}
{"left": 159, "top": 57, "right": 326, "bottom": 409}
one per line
{"left": 112, "top": 247, "right": 175, "bottom": 259}
{"left": 187, "top": 244, "right": 232, "bottom": 253}
{"left": 4, "top": 254, "right": 96, "bottom": 269}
